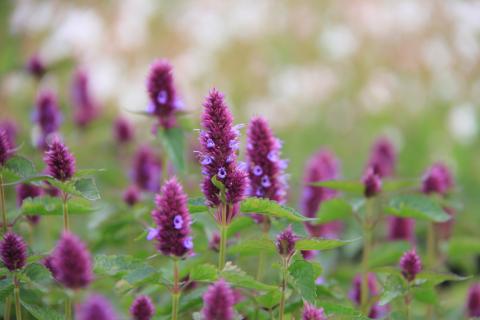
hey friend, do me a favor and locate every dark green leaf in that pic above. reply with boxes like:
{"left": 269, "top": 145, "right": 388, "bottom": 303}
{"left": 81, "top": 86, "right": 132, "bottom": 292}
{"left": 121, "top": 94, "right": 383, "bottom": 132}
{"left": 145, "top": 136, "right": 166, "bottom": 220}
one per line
{"left": 4, "top": 156, "right": 35, "bottom": 178}
{"left": 188, "top": 197, "right": 208, "bottom": 213}
{"left": 73, "top": 177, "right": 101, "bottom": 200}
{"left": 379, "top": 274, "right": 407, "bottom": 305}
{"left": 295, "top": 238, "right": 358, "bottom": 251}
{"left": 310, "top": 180, "right": 363, "bottom": 193}
{"left": 415, "top": 271, "right": 468, "bottom": 286}
{"left": 288, "top": 260, "right": 316, "bottom": 303}
{"left": 385, "top": 194, "right": 450, "bottom": 222}
{"left": 190, "top": 264, "right": 217, "bottom": 282}
{"left": 159, "top": 127, "right": 185, "bottom": 172}
{"left": 0, "top": 278, "right": 13, "bottom": 300}
{"left": 94, "top": 255, "right": 158, "bottom": 284}
{"left": 20, "top": 300, "right": 63, "bottom": 320}
{"left": 227, "top": 216, "right": 255, "bottom": 237}
{"left": 315, "top": 198, "right": 352, "bottom": 223}
{"left": 256, "top": 290, "right": 282, "bottom": 309}
{"left": 240, "top": 197, "right": 313, "bottom": 222}
{"left": 21, "top": 196, "right": 95, "bottom": 216}
{"left": 221, "top": 262, "right": 275, "bottom": 291}
{"left": 368, "top": 241, "right": 410, "bottom": 268}
{"left": 319, "top": 302, "right": 370, "bottom": 319}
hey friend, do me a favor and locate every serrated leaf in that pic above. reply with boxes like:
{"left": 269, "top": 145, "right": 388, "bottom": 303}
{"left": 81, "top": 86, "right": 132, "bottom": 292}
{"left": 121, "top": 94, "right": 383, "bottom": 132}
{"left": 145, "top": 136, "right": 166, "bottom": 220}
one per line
{"left": 21, "top": 196, "right": 95, "bottom": 216}
{"left": 379, "top": 274, "right": 407, "bottom": 305}
{"left": 227, "top": 216, "right": 254, "bottom": 237}
{"left": 73, "top": 177, "right": 101, "bottom": 200}
{"left": 159, "top": 127, "right": 185, "bottom": 172}
{"left": 385, "top": 194, "right": 450, "bottom": 222}
{"left": 0, "top": 278, "right": 13, "bottom": 300}
{"left": 23, "top": 263, "right": 52, "bottom": 285}
{"left": 319, "top": 302, "right": 371, "bottom": 320}
{"left": 310, "top": 180, "right": 364, "bottom": 193}
{"left": 188, "top": 197, "right": 208, "bottom": 213}
{"left": 94, "top": 254, "right": 158, "bottom": 284}
{"left": 256, "top": 289, "right": 282, "bottom": 309}
{"left": 221, "top": 262, "right": 275, "bottom": 291}
{"left": 288, "top": 260, "right": 316, "bottom": 303}
{"left": 295, "top": 238, "right": 357, "bottom": 251}
{"left": 190, "top": 264, "right": 217, "bottom": 282}
{"left": 4, "top": 156, "right": 35, "bottom": 179}
{"left": 315, "top": 198, "right": 352, "bottom": 223}
{"left": 368, "top": 241, "right": 410, "bottom": 268}
{"left": 20, "top": 300, "right": 63, "bottom": 320}
{"left": 383, "top": 179, "right": 419, "bottom": 192}
{"left": 240, "top": 197, "right": 313, "bottom": 222}
{"left": 229, "top": 238, "right": 276, "bottom": 255}
{"left": 74, "top": 168, "right": 105, "bottom": 178}
{"left": 415, "top": 271, "right": 468, "bottom": 286}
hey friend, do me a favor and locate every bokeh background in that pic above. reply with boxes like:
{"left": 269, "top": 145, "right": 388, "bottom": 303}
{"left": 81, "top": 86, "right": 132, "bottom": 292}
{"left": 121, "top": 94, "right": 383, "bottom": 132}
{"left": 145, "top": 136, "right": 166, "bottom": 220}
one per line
{"left": 1, "top": 0, "right": 480, "bottom": 318}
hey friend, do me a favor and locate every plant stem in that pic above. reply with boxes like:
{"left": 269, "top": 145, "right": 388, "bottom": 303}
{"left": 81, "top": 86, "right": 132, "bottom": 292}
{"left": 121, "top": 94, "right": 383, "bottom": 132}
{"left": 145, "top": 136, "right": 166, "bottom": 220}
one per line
{"left": 4, "top": 296, "right": 12, "bottom": 320}
{"left": 13, "top": 277, "right": 21, "bottom": 320}
{"left": 361, "top": 200, "right": 373, "bottom": 313}
{"left": 171, "top": 259, "right": 180, "bottom": 320}
{"left": 405, "top": 286, "right": 412, "bottom": 320}
{"left": 0, "top": 174, "right": 7, "bottom": 233}
{"left": 279, "top": 258, "right": 288, "bottom": 320}
{"left": 256, "top": 219, "right": 270, "bottom": 281}
{"left": 427, "top": 222, "right": 436, "bottom": 269}
{"left": 62, "top": 192, "right": 69, "bottom": 231}
{"left": 65, "top": 296, "right": 72, "bottom": 320}
{"left": 218, "top": 204, "right": 228, "bottom": 270}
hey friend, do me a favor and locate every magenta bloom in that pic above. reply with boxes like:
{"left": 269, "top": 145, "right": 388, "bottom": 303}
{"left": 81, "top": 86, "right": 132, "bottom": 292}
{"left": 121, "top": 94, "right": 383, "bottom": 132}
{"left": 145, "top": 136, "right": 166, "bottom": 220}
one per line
{"left": 467, "top": 283, "right": 480, "bottom": 317}
{"left": 421, "top": 163, "right": 454, "bottom": 196}
{"left": 349, "top": 273, "right": 388, "bottom": 318}
{"left": 71, "top": 69, "right": 99, "bottom": 128}
{"left": 301, "top": 149, "right": 343, "bottom": 239}
{"left": 0, "top": 129, "right": 13, "bottom": 166}
{"left": 151, "top": 178, "right": 193, "bottom": 257}
{"left": 113, "top": 117, "right": 134, "bottom": 144}
{"left": 146, "top": 59, "right": 182, "bottom": 130}
{"left": 202, "top": 279, "right": 235, "bottom": 320}
{"left": 76, "top": 294, "right": 117, "bottom": 320}
{"left": 209, "top": 233, "right": 221, "bottom": 252}
{"left": 302, "top": 302, "right": 326, "bottom": 320}
{"left": 387, "top": 217, "right": 415, "bottom": 242}
{"left": 130, "top": 295, "right": 155, "bottom": 320}
{"left": 26, "top": 54, "right": 46, "bottom": 79}
{"left": 52, "top": 232, "right": 93, "bottom": 289}
{"left": 198, "top": 89, "right": 247, "bottom": 224}
{"left": 33, "top": 91, "right": 62, "bottom": 148}
{"left": 131, "top": 145, "right": 162, "bottom": 192}
{"left": 16, "top": 183, "right": 43, "bottom": 225}
{"left": 276, "top": 225, "right": 297, "bottom": 259}
{"left": 42, "top": 255, "right": 58, "bottom": 279}
{"left": 0, "top": 232, "right": 27, "bottom": 271}
{"left": 123, "top": 185, "right": 141, "bottom": 207}
{"left": 363, "top": 166, "right": 382, "bottom": 198}
{"left": 44, "top": 138, "right": 76, "bottom": 181}
{"left": 400, "top": 249, "right": 422, "bottom": 281}
{"left": 367, "top": 137, "right": 396, "bottom": 178}
{"left": 0, "top": 120, "right": 17, "bottom": 149}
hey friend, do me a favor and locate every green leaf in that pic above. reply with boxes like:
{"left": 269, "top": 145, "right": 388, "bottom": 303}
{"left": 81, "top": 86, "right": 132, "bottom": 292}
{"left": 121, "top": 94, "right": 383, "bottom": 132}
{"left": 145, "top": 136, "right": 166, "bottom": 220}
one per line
{"left": 190, "top": 264, "right": 218, "bottom": 282}
{"left": 256, "top": 290, "right": 282, "bottom": 309}
{"left": 295, "top": 238, "right": 357, "bottom": 251}
{"left": 240, "top": 197, "right": 313, "bottom": 222}
{"left": 73, "top": 177, "right": 101, "bottom": 200}
{"left": 383, "top": 179, "right": 419, "bottom": 192}
{"left": 385, "top": 194, "right": 450, "bottom": 222}
{"left": 0, "top": 278, "right": 13, "bottom": 300}
{"left": 94, "top": 254, "right": 158, "bottom": 284}
{"left": 74, "top": 168, "right": 105, "bottom": 178}
{"left": 188, "top": 197, "right": 208, "bottom": 213}
{"left": 448, "top": 237, "right": 480, "bottom": 256}
{"left": 412, "top": 285, "right": 438, "bottom": 304}
{"left": 379, "top": 274, "right": 407, "bottom": 305}
{"left": 319, "top": 302, "right": 371, "bottom": 319}
{"left": 227, "top": 216, "right": 255, "bottom": 237}
{"left": 20, "top": 300, "right": 63, "bottom": 320}
{"left": 21, "top": 196, "right": 95, "bottom": 216}
{"left": 415, "top": 271, "right": 468, "bottom": 286}
{"left": 23, "top": 263, "right": 52, "bottom": 285}
{"left": 368, "top": 241, "right": 410, "bottom": 268}
{"left": 221, "top": 262, "right": 275, "bottom": 291}
{"left": 229, "top": 238, "right": 276, "bottom": 256}
{"left": 3, "top": 156, "right": 35, "bottom": 179}
{"left": 159, "top": 127, "right": 185, "bottom": 173}
{"left": 315, "top": 198, "right": 352, "bottom": 223}
{"left": 310, "top": 180, "right": 364, "bottom": 193}
{"left": 288, "top": 260, "right": 316, "bottom": 303}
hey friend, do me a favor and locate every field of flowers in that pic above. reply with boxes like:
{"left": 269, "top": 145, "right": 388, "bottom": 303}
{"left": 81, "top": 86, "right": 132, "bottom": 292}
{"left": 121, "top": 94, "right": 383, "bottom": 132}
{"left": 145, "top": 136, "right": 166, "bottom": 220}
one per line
{"left": 1, "top": 1, "right": 480, "bottom": 319}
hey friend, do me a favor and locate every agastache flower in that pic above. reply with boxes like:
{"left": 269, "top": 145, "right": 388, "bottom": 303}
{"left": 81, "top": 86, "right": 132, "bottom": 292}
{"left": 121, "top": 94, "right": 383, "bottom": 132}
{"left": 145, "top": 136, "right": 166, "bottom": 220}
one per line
{"left": 199, "top": 89, "right": 247, "bottom": 224}
{"left": 276, "top": 225, "right": 297, "bottom": 260}
{"left": 400, "top": 249, "right": 422, "bottom": 282}
{"left": 151, "top": 178, "right": 193, "bottom": 257}
{"left": 123, "top": 185, "right": 141, "bottom": 207}
{"left": 202, "top": 279, "right": 235, "bottom": 320}
{"left": 363, "top": 166, "right": 382, "bottom": 198}
{"left": 113, "top": 117, "right": 134, "bottom": 144}
{"left": 387, "top": 217, "right": 415, "bottom": 242}
{"left": 130, "top": 295, "right": 155, "bottom": 320}
{"left": 0, "top": 232, "right": 27, "bottom": 271}
{"left": 131, "top": 145, "right": 162, "bottom": 192}
{"left": 71, "top": 69, "right": 99, "bottom": 127}
{"left": 0, "top": 129, "right": 13, "bottom": 166}
{"left": 467, "top": 283, "right": 480, "bottom": 318}
{"left": 301, "top": 149, "right": 343, "bottom": 240}
{"left": 16, "top": 183, "right": 43, "bottom": 225}
{"left": 26, "top": 54, "right": 46, "bottom": 79}
{"left": 146, "top": 59, "right": 182, "bottom": 130}
{"left": 51, "top": 232, "right": 93, "bottom": 289}
{"left": 33, "top": 90, "right": 62, "bottom": 149}
{"left": 0, "top": 120, "right": 17, "bottom": 149}
{"left": 76, "top": 294, "right": 117, "bottom": 320}
{"left": 246, "top": 117, "right": 288, "bottom": 223}
{"left": 367, "top": 137, "right": 396, "bottom": 178}
{"left": 43, "top": 138, "right": 76, "bottom": 181}
{"left": 349, "top": 273, "right": 388, "bottom": 319}
{"left": 421, "top": 163, "right": 454, "bottom": 196}
{"left": 302, "top": 302, "right": 326, "bottom": 320}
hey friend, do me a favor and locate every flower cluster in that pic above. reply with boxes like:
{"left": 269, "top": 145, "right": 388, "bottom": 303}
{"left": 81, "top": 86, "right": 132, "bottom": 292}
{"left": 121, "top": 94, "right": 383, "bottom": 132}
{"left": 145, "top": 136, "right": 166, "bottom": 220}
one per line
{"left": 399, "top": 249, "right": 422, "bottom": 281}
{"left": 276, "top": 225, "right": 297, "bottom": 260}
{"left": 130, "top": 295, "right": 155, "bottom": 320}
{"left": 0, "top": 120, "right": 17, "bottom": 149}
{"left": 467, "top": 283, "right": 480, "bottom": 318}
{"left": 16, "top": 183, "right": 43, "bottom": 225}
{"left": 0, "top": 129, "right": 13, "bottom": 166}
{"left": 362, "top": 166, "right": 382, "bottom": 198}
{"left": 0, "top": 232, "right": 27, "bottom": 271}
{"left": 202, "top": 279, "right": 235, "bottom": 320}
{"left": 113, "top": 116, "right": 134, "bottom": 144}
{"left": 367, "top": 137, "right": 396, "bottom": 178}
{"left": 151, "top": 178, "right": 193, "bottom": 257}
{"left": 421, "top": 163, "right": 453, "bottom": 195}
{"left": 33, "top": 90, "right": 62, "bottom": 149}
{"left": 349, "top": 273, "right": 388, "bottom": 319}
{"left": 302, "top": 302, "right": 326, "bottom": 320}
{"left": 131, "top": 145, "right": 162, "bottom": 192}
{"left": 71, "top": 69, "right": 99, "bottom": 127}
{"left": 76, "top": 294, "right": 117, "bottom": 320}
{"left": 26, "top": 54, "right": 46, "bottom": 79}
{"left": 44, "top": 138, "right": 76, "bottom": 181}
{"left": 123, "top": 185, "right": 141, "bottom": 207}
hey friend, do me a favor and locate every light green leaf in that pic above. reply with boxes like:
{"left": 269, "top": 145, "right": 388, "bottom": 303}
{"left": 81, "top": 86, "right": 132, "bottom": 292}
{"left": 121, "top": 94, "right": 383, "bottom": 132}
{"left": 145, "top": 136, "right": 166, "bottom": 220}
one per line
{"left": 240, "top": 197, "right": 313, "bottom": 222}
{"left": 221, "top": 262, "right": 275, "bottom": 291}
{"left": 413, "top": 285, "right": 438, "bottom": 304}
{"left": 288, "top": 260, "right": 316, "bottom": 303}
{"left": 379, "top": 274, "right": 407, "bottom": 305}
{"left": 227, "top": 216, "right": 255, "bottom": 237}
{"left": 0, "top": 278, "right": 13, "bottom": 300}
{"left": 229, "top": 238, "right": 276, "bottom": 255}
{"left": 310, "top": 180, "right": 364, "bottom": 193}
{"left": 319, "top": 302, "right": 371, "bottom": 319}
{"left": 4, "top": 156, "right": 35, "bottom": 179}
{"left": 415, "top": 271, "right": 468, "bottom": 286}
{"left": 94, "top": 254, "right": 157, "bottom": 284}
{"left": 295, "top": 238, "right": 358, "bottom": 251}
{"left": 368, "top": 241, "right": 410, "bottom": 268}
{"left": 188, "top": 197, "right": 208, "bottom": 213}
{"left": 315, "top": 198, "right": 352, "bottom": 223}
{"left": 385, "top": 194, "right": 450, "bottom": 222}
{"left": 73, "top": 177, "right": 101, "bottom": 201}
{"left": 190, "top": 264, "right": 217, "bottom": 282}
{"left": 74, "top": 168, "right": 105, "bottom": 178}
{"left": 256, "top": 290, "right": 282, "bottom": 309}
{"left": 23, "top": 263, "right": 52, "bottom": 285}
{"left": 21, "top": 196, "right": 95, "bottom": 216}
{"left": 20, "top": 300, "right": 64, "bottom": 320}
{"left": 159, "top": 127, "right": 185, "bottom": 173}
{"left": 383, "top": 179, "right": 419, "bottom": 192}
{"left": 448, "top": 237, "right": 480, "bottom": 256}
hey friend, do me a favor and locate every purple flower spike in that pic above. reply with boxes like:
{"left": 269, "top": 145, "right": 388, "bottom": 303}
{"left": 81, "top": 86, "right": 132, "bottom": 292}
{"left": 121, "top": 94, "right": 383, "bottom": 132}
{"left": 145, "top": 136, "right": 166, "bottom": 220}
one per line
{"left": 131, "top": 145, "right": 162, "bottom": 192}
{"left": 16, "top": 183, "right": 43, "bottom": 225}
{"left": 34, "top": 91, "right": 61, "bottom": 148}
{"left": 123, "top": 185, "right": 141, "bottom": 207}
{"left": 76, "top": 294, "right": 117, "bottom": 320}
{"left": 387, "top": 217, "right": 415, "bottom": 242}
{"left": 52, "top": 232, "right": 93, "bottom": 289}
{"left": 367, "top": 137, "right": 396, "bottom": 178}
{"left": 400, "top": 249, "right": 422, "bottom": 282}
{"left": 246, "top": 117, "right": 288, "bottom": 223}
{"left": 130, "top": 295, "right": 155, "bottom": 320}
{"left": 276, "top": 225, "right": 297, "bottom": 259}
{"left": 421, "top": 163, "right": 454, "bottom": 196}
{"left": 467, "top": 283, "right": 480, "bottom": 318}
{"left": 42, "top": 255, "right": 58, "bottom": 279}
{"left": 349, "top": 273, "right": 387, "bottom": 318}
{"left": 71, "top": 69, "right": 99, "bottom": 128}
{"left": 0, "top": 120, "right": 17, "bottom": 149}
{"left": 362, "top": 166, "right": 382, "bottom": 198}
{"left": 199, "top": 89, "right": 247, "bottom": 223}
{"left": 0, "top": 129, "right": 13, "bottom": 166}
{"left": 0, "top": 232, "right": 27, "bottom": 271}
{"left": 302, "top": 302, "right": 326, "bottom": 320}
{"left": 26, "top": 54, "right": 46, "bottom": 79}
{"left": 113, "top": 117, "right": 134, "bottom": 144}
{"left": 43, "top": 138, "right": 76, "bottom": 181}
{"left": 202, "top": 279, "right": 235, "bottom": 320}
{"left": 146, "top": 59, "right": 181, "bottom": 129}
{"left": 151, "top": 177, "right": 193, "bottom": 257}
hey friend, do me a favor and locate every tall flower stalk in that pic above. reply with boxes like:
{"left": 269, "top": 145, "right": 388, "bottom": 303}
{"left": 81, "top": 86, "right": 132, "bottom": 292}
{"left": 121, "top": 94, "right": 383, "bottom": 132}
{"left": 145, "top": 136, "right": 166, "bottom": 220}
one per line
{"left": 198, "top": 89, "right": 247, "bottom": 269}
{"left": 276, "top": 226, "right": 297, "bottom": 320}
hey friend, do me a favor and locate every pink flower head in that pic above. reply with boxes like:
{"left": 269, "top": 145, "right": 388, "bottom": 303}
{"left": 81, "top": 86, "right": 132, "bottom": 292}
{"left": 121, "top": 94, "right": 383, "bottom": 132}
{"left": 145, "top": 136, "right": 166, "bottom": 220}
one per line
{"left": 113, "top": 117, "right": 134, "bottom": 144}
{"left": 42, "top": 255, "right": 58, "bottom": 279}
{"left": 387, "top": 217, "right": 415, "bottom": 242}
{"left": 421, "top": 163, "right": 454, "bottom": 196}
{"left": 399, "top": 249, "right": 422, "bottom": 282}
{"left": 246, "top": 117, "right": 288, "bottom": 222}
{"left": 71, "top": 69, "right": 99, "bottom": 127}
{"left": 123, "top": 185, "right": 141, "bottom": 206}
{"left": 146, "top": 59, "right": 182, "bottom": 130}
{"left": 362, "top": 166, "right": 382, "bottom": 198}
{"left": 467, "top": 283, "right": 480, "bottom": 318}
{"left": 367, "top": 137, "right": 396, "bottom": 178}
{"left": 26, "top": 54, "right": 46, "bottom": 79}
{"left": 0, "top": 232, "right": 27, "bottom": 271}
{"left": 302, "top": 302, "right": 326, "bottom": 320}
{"left": 349, "top": 273, "right": 386, "bottom": 319}
{"left": 130, "top": 295, "right": 155, "bottom": 320}
{"left": 33, "top": 90, "right": 62, "bottom": 148}
{"left": 0, "top": 129, "right": 13, "bottom": 166}
{"left": 0, "top": 120, "right": 17, "bottom": 149}
{"left": 43, "top": 138, "right": 76, "bottom": 181}
{"left": 202, "top": 279, "right": 235, "bottom": 320}
{"left": 276, "top": 225, "right": 297, "bottom": 259}
{"left": 131, "top": 145, "right": 162, "bottom": 192}
{"left": 76, "top": 294, "right": 117, "bottom": 320}
{"left": 16, "top": 183, "right": 43, "bottom": 225}
{"left": 198, "top": 89, "right": 247, "bottom": 223}
{"left": 151, "top": 178, "right": 193, "bottom": 257}
{"left": 52, "top": 232, "right": 93, "bottom": 289}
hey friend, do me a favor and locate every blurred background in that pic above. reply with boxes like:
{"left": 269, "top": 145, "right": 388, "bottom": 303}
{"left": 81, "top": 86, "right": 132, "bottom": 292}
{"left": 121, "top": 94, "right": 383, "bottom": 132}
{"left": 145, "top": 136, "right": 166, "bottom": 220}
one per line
{"left": 1, "top": 0, "right": 480, "bottom": 317}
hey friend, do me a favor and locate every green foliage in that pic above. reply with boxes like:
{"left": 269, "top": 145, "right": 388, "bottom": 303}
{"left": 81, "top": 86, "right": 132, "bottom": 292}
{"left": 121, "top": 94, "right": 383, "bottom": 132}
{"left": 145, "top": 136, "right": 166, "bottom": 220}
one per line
{"left": 385, "top": 194, "right": 451, "bottom": 222}
{"left": 229, "top": 237, "right": 276, "bottom": 255}
{"left": 21, "top": 196, "right": 95, "bottom": 216}
{"left": 159, "top": 127, "right": 186, "bottom": 172}
{"left": 240, "top": 197, "right": 312, "bottom": 222}
{"left": 20, "top": 300, "right": 64, "bottom": 320}
{"left": 310, "top": 180, "right": 364, "bottom": 194}
{"left": 295, "top": 238, "right": 357, "bottom": 251}
{"left": 288, "top": 259, "right": 316, "bottom": 303}
{"left": 315, "top": 198, "right": 352, "bottom": 223}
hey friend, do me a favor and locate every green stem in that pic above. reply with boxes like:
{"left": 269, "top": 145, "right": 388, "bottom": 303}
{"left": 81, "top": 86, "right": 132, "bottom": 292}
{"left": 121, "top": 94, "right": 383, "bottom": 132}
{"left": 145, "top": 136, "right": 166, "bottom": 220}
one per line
{"left": 218, "top": 224, "right": 228, "bottom": 270}
{"left": 256, "top": 219, "right": 270, "bottom": 281}
{"left": 405, "top": 286, "right": 412, "bottom": 320}
{"left": 62, "top": 192, "right": 69, "bottom": 231}
{"left": 279, "top": 258, "right": 288, "bottom": 320}
{"left": 171, "top": 259, "right": 180, "bottom": 320}
{"left": 65, "top": 296, "right": 72, "bottom": 320}
{"left": 427, "top": 222, "right": 436, "bottom": 269}
{"left": 13, "top": 277, "right": 21, "bottom": 320}
{"left": 360, "top": 200, "right": 374, "bottom": 313}
{"left": 4, "top": 296, "right": 11, "bottom": 320}
{"left": 0, "top": 174, "right": 7, "bottom": 233}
